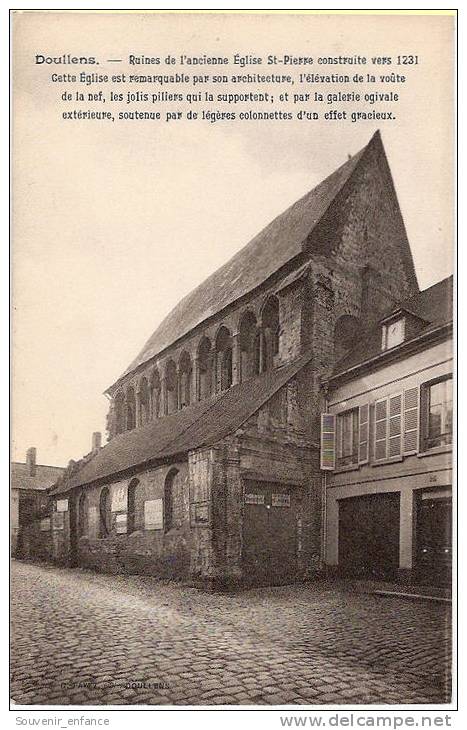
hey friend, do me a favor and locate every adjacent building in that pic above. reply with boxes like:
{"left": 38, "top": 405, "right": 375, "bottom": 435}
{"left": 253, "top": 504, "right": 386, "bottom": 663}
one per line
{"left": 45, "top": 130, "right": 436, "bottom": 588}
{"left": 11, "top": 448, "right": 64, "bottom": 555}
{"left": 323, "top": 277, "right": 453, "bottom": 587}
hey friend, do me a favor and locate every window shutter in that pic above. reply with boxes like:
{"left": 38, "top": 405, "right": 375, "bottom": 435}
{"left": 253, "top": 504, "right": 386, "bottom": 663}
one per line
{"left": 320, "top": 413, "right": 336, "bottom": 471}
{"left": 358, "top": 404, "right": 369, "bottom": 464}
{"left": 374, "top": 398, "right": 388, "bottom": 461}
{"left": 388, "top": 393, "right": 402, "bottom": 458}
{"left": 403, "top": 386, "right": 419, "bottom": 454}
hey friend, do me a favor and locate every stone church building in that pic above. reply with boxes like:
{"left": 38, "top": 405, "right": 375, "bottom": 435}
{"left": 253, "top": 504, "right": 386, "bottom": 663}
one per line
{"left": 49, "top": 130, "right": 419, "bottom": 587}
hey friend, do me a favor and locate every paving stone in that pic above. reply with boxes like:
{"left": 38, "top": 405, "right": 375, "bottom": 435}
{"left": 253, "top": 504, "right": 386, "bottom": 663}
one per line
{"left": 10, "top": 561, "right": 451, "bottom": 707}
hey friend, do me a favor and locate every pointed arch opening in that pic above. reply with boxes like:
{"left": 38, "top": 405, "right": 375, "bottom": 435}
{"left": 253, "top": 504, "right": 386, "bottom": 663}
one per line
{"left": 138, "top": 377, "right": 150, "bottom": 426}
{"left": 127, "top": 478, "right": 139, "bottom": 534}
{"left": 99, "top": 487, "right": 111, "bottom": 538}
{"left": 165, "top": 360, "right": 178, "bottom": 414}
{"left": 164, "top": 468, "right": 180, "bottom": 532}
{"left": 78, "top": 492, "right": 88, "bottom": 537}
{"left": 215, "top": 326, "right": 233, "bottom": 393}
{"left": 150, "top": 369, "right": 161, "bottom": 420}
{"left": 178, "top": 351, "right": 192, "bottom": 408}
{"left": 125, "top": 387, "right": 136, "bottom": 431}
{"left": 114, "top": 391, "right": 125, "bottom": 435}
{"left": 197, "top": 336, "right": 213, "bottom": 401}
{"left": 239, "top": 311, "right": 259, "bottom": 381}
{"left": 261, "top": 296, "right": 280, "bottom": 372}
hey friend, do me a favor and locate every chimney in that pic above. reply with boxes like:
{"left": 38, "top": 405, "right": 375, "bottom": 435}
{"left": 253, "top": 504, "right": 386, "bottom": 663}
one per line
{"left": 92, "top": 432, "right": 102, "bottom": 452}
{"left": 26, "top": 447, "right": 36, "bottom": 477}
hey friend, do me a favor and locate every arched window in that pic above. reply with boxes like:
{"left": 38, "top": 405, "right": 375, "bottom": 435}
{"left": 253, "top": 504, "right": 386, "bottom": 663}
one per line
{"left": 78, "top": 492, "right": 88, "bottom": 537}
{"left": 239, "top": 311, "right": 259, "bottom": 381}
{"left": 178, "top": 351, "right": 192, "bottom": 408}
{"left": 127, "top": 478, "right": 139, "bottom": 533}
{"left": 197, "top": 336, "right": 213, "bottom": 401}
{"left": 261, "top": 296, "right": 280, "bottom": 372}
{"left": 254, "top": 331, "right": 261, "bottom": 375}
{"left": 99, "top": 487, "right": 111, "bottom": 538}
{"left": 165, "top": 360, "right": 178, "bottom": 414}
{"left": 125, "top": 387, "right": 136, "bottom": 430}
{"left": 334, "top": 315, "right": 361, "bottom": 364}
{"left": 215, "top": 326, "right": 233, "bottom": 393}
{"left": 138, "top": 377, "right": 150, "bottom": 426}
{"left": 114, "top": 391, "right": 125, "bottom": 435}
{"left": 150, "top": 369, "right": 161, "bottom": 419}
{"left": 164, "top": 468, "right": 179, "bottom": 531}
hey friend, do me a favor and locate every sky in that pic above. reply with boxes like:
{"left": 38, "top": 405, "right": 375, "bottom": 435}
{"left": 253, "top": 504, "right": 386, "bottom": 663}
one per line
{"left": 12, "top": 12, "right": 454, "bottom": 467}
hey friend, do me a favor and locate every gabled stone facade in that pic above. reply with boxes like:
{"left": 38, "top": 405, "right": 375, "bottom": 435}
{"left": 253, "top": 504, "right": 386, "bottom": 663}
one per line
{"left": 44, "top": 130, "right": 419, "bottom": 588}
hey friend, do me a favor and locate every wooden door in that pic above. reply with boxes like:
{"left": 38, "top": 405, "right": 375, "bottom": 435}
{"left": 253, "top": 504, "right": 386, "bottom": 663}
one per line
{"left": 242, "top": 480, "right": 300, "bottom": 585}
{"left": 338, "top": 492, "right": 400, "bottom": 580}
{"left": 416, "top": 497, "right": 452, "bottom": 586}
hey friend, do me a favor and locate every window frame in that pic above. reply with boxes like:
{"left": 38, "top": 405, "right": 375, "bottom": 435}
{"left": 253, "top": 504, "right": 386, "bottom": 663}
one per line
{"left": 336, "top": 407, "right": 360, "bottom": 469}
{"left": 78, "top": 492, "right": 88, "bottom": 537}
{"left": 381, "top": 317, "right": 406, "bottom": 351}
{"left": 127, "top": 478, "right": 139, "bottom": 534}
{"left": 373, "top": 392, "right": 404, "bottom": 464}
{"left": 420, "top": 374, "right": 453, "bottom": 453}
{"left": 98, "top": 486, "right": 111, "bottom": 539}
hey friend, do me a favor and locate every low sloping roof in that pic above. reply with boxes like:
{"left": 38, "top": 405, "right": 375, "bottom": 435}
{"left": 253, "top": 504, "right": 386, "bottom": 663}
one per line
{"left": 114, "top": 138, "right": 373, "bottom": 386}
{"left": 11, "top": 463, "right": 65, "bottom": 492}
{"left": 333, "top": 276, "right": 453, "bottom": 376}
{"left": 51, "top": 353, "right": 313, "bottom": 494}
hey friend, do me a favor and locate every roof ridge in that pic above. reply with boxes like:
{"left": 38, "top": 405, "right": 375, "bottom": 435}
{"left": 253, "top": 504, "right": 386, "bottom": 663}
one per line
{"left": 110, "top": 134, "right": 378, "bottom": 390}
{"left": 52, "top": 354, "right": 314, "bottom": 494}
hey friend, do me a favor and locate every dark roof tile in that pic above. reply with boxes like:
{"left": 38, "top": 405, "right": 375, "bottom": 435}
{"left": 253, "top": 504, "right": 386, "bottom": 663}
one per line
{"left": 333, "top": 276, "right": 453, "bottom": 376}
{"left": 11, "top": 463, "right": 65, "bottom": 491}
{"left": 113, "top": 138, "right": 373, "bottom": 386}
{"left": 51, "top": 354, "right": 313, "bottom": 494}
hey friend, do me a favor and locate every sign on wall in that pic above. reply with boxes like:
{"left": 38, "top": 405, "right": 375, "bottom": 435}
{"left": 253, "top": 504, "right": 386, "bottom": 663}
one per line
{"left": 115, "top": 513, "right": 127, "bottom": 534}
{"left": 56, "top": 499, "right": 68, "bottom": 513}
{"left": 194, "top": 503, "right": 209, "bottom": 524}
{"left": 111, "top": 482, "right": 128, "bottom": 512}
{"left": 40, "top": 518, "right": 51, "bottom": 531}
{"left": 244, "top": 493, "right": 265, "bottom": 505}
{"left": 272, "top": 493, "right": 291, "bottom": 508}
{"left": 144, "top": 499, "right": 163, "bottom": 530}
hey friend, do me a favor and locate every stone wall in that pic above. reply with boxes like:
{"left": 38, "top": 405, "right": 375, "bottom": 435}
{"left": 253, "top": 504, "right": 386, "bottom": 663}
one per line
{"left": 14, "top": 517, "right": 54, "bottom": 562}
{"left": 208, "top": 379, "right": 323, "bottom": 586}
{"left": 70, "top": 462, "right": 192, "bottom": 578}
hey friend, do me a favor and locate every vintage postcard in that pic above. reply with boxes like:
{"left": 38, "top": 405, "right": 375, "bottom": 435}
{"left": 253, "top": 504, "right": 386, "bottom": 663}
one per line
{"left": 10, "top": 9, "right": 455, "bottom": 720}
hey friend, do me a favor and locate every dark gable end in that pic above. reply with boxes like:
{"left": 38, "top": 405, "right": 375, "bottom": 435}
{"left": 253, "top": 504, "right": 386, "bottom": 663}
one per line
{"left": 307, "top": 130, "right": 418, "bottom": 293}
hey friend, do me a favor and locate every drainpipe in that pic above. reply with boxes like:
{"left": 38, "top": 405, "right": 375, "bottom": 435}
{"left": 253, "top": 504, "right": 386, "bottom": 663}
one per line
{"left": 320, "top": 382, "right": 330, "bottom": 572}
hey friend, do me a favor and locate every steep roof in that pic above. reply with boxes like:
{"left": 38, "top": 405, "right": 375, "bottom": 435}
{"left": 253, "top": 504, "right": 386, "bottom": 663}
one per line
{"left": 112, "top": 135, "right": 376, "bottom": 388}
{"left": 51, "top": 353, "right": 313, "bottom": 495}
{"left": 11, "top": 463, "right": 65, "bottom": 492}
{"left": 332, "top": 276, "right": 453, "bottom": 377}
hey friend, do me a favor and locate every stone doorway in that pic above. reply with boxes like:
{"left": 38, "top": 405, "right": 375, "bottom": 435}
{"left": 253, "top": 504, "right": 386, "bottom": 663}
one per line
{"left": 242, "top": 480, "right": 301, "bottom": 586}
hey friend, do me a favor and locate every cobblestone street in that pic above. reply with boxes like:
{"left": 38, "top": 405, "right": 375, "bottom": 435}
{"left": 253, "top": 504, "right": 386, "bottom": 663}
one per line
{"left": 11, "top": 560, "right": 451, "bottom": 706}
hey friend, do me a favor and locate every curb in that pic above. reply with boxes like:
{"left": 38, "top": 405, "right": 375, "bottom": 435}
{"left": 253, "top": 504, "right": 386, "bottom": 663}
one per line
{"left": 372, "top": 589, "right": 451, "bottom": 603}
